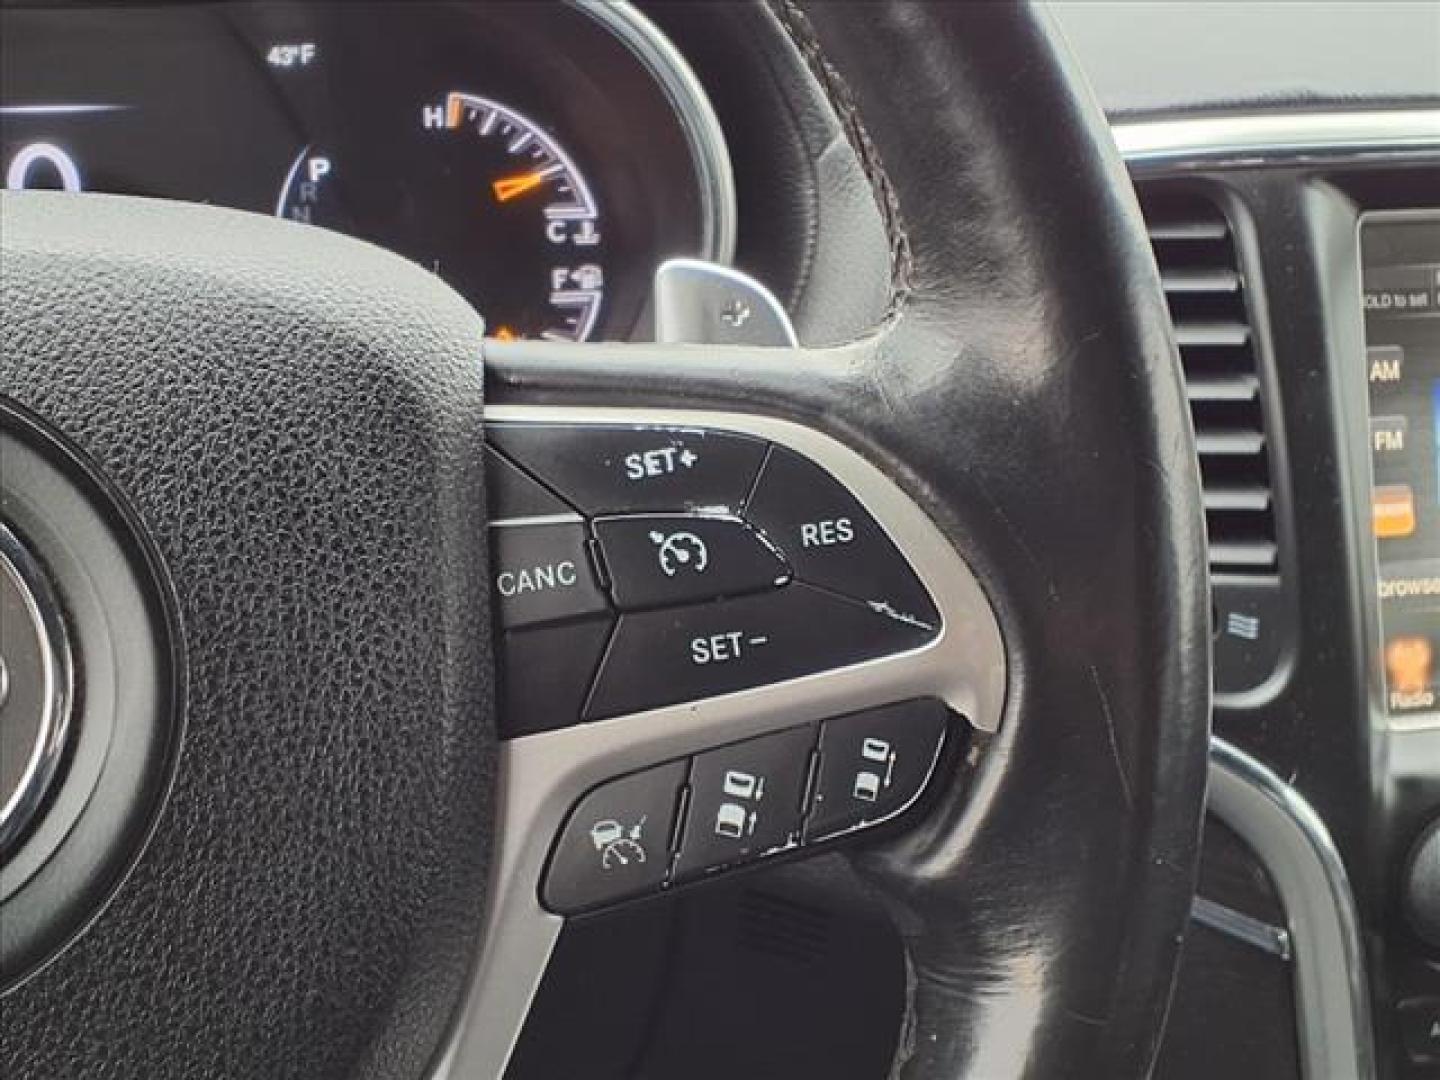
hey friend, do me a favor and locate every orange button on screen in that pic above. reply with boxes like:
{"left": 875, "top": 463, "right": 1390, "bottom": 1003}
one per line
{"left": 1386, "top": 636, "right": 1434, "bottom": 696}
{"left": 1373, "top": 484, "right": 1416, "bottom": 539}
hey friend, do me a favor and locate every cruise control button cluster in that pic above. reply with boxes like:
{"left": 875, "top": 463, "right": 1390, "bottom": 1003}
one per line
{"left": 542, "top": 700, "right": 951, "bottom": 914}
{"left": 486, "top": 421, "right": 941, "bottom": 738}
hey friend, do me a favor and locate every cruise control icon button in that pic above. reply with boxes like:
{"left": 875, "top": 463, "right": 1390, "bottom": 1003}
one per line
{"left": 488, "top": 423, "right": 767, "bottom": 514}
{"left": 745, "top": 447, "right": 940, "bottom": 630}
{"left": 594, "top": 514, "right": 790, "bottom": 610}
{"left": 584, "top": 583, "right": 933, "bottom": 720}
{"left": 490, "top": 521, "right": 608, "bottom": 629}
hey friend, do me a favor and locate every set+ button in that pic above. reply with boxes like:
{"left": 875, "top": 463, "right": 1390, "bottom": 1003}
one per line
{"left": 489, "top": 423, "right": 767, "bottom": 515}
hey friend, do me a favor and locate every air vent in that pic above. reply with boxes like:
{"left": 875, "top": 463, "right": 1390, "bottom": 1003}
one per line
{"left": 1141, "top": 191, "right": 1278, "bottom": 575}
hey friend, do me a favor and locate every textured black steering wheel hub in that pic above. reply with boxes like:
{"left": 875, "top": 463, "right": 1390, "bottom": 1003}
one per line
{"left": 0, "top": 193, "right": 495, "bottom": 1080}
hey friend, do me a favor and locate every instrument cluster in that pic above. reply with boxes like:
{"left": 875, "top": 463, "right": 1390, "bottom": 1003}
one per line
{"left": 0, "top": 1, "right": 735, "bottom": 342}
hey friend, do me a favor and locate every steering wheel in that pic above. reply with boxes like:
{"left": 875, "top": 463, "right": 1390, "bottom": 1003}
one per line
{"left": 0, "top": 4, "right": 1209, "bottom": 1079}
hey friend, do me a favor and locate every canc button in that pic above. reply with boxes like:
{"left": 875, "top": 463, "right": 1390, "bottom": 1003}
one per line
{"left": 490, "top": 521, "right": 608, "bottom": 629}
{"left": 805, "top": 699, "right": 948, "bottom": 841}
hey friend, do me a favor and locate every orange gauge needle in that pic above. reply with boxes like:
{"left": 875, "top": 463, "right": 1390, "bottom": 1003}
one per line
{"left": 492, "top": 171, "right": 547, "bottom": 203}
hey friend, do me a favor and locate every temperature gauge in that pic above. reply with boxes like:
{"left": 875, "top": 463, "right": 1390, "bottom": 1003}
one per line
{"left": 277, "top": 92, "right": 608, "bottom": 342}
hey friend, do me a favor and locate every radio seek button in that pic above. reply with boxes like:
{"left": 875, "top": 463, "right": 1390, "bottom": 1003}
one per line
{"left": 594, "top": 513, "right": 790, "bottom": 610}
{"left": 745, "top": 447, "right": 940, "bottom": 630}
{"left": 584, "top": 582, "right": 934, "bottom": 720}
{"left": 489, "top": 423, "right": 767, "bottom": 514}
{"left": 490, "top": 521, "right": 608, "bottom": 629}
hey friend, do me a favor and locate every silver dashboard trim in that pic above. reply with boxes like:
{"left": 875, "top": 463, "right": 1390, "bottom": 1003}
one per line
{"left": 432, "top": 405, "right": 1007, "bottom": 1080}
{"left": 1207, "top": 738, "right": 1375, "bottom": 1080}
{"left": 575, "top": 1, "right": 738, "bottom": 265}
{"left": 1115, "top": 108, "right": 1440, "bottom": 170}
{"left": 1190, "top": 895, "right": 1292, "bottom": 961}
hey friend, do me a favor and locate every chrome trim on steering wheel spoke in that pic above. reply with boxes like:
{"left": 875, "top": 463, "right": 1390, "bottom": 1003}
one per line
{"left": 433, "top": 406, "right": 1007, "bottom": 1080}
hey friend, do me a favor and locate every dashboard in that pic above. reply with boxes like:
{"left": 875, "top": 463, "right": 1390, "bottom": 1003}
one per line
{"left": 2, "top": 3, "right": 1438, "bottom": 1079}
{"left": 0, "top": 1, "right": 734, "bottom": 343}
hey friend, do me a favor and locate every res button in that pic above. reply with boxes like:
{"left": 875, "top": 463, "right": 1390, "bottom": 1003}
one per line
{"left": 745, "top": 447, "right": 939, "bottom": 630}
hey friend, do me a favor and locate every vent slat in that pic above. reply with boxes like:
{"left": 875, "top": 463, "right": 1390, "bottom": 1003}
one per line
{"left": 1185, "top": 373, "right": 1261, "bottom": 402}
{"left": 1196, "top": 431, "right": 1266, "bottom": 456}
{"left": 1161, "top": 267, "right": 1242, "bottom": 293}
{"left": 1143, "top": 189, "right": 1278, "bottom": 581}
{"left": 1203, "top": 486, "right": 1272, "bottom": 512}
{"left": 1147, "top": 218, "right": 1229, "bottom": 241}
{"left": 1208, "top": 539, "right": 1280, "bottom": 569}
{"left": 1175, "top": 322, "right": 1251, "bottom": 347}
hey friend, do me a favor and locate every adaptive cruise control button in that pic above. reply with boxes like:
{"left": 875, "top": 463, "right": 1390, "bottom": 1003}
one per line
{"left": 745, "top": 447, "right": 939, "bottom": 630}
{"left": 594, "top": 513, "right": 790, "bottom": 610}
{"left": 584, "top": 583, "right": 934, "bottom": 720}
{"left": 805, "top": 699, "right": 948, "bottom": 841}
{"left": 675, "top": 726, "right": 816, "bottom": 879}
{"left": 488, "top": 423, "right": 767, "bottom": 514}
{"left": 490, "top": 521, "right": 608, "bottom": 629}
{"left": 544, "top": 760, "right": 687, "bottom": 914}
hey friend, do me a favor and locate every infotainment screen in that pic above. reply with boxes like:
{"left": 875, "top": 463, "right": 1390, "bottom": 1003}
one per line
{"left": 1360, "top": 211, "right": 1440, "bottom": 719}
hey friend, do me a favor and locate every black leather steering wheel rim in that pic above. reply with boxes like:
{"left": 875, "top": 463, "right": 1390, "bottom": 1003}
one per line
{"left": 0, "top": 3, "right": 1209, "bottom": 1078}
{"left": 783, "top": 4, "right": 1214, "bottom": 1076}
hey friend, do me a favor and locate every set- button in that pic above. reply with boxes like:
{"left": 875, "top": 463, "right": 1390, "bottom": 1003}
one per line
{"left": 584, "top": 583, "right": 932, "bottom": 720}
